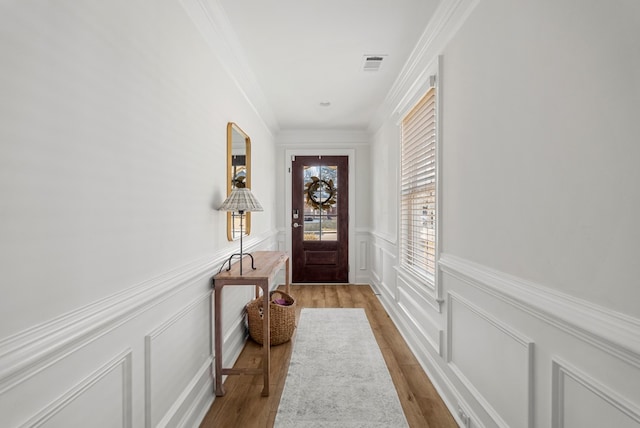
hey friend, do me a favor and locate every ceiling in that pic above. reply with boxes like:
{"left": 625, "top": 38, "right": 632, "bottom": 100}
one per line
{"left": 217, "top": 0, "right": 440, "bottom": 131}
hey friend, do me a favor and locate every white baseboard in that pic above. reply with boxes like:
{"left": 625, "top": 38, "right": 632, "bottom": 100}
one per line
{"left": 374, "top": 286, "right": 481, "bottom": 428}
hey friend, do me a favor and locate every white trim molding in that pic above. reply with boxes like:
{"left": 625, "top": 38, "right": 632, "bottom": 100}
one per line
{"left": 178, "top": 0, "right": 278, "bottom": 133}
{"left": 0, "top": 256, "right": 213, "bottom": 395}
{"left": 357, "top": 233, "right": 369, "bottom": 272}
{"left": 552, "top": 358, "right": 640, "bottom": 428}
{"left": 397, "top": 285, "right": 443, "bottom": 356}
{"left": 447, "top": 292, "right": 534, "bottom": 428}
{"left": 277, "top": 129, "right": 370, "bottom": 146}
{"left": 0, "top": 231, "right": 277, "bottom": 394}
{"left": 369, "top": 0, "right": 480, "bottom": 132}
{"left": 370, "top": 241, "right": 396, "bottom": 299}
{"left": 144, "top": 293, "right": 211, "bottom": 428}
{"left": 396, "top": 266, "right": 443, "bottom": 312}
{"left": 375, "top": 286, "right": 481, "bottom": 428}
{"left": 370, "top": 230, "right": 397, "bottom": 247}
{"left": 19, "top": 349, "right": 133, "bottom": 428}
{"left": 439, "top": 253, "right": 640, "bottom": 369}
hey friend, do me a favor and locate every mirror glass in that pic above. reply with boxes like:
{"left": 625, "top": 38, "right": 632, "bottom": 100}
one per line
{"left": 227, "top": 122, "right": 251, "bottom": 241}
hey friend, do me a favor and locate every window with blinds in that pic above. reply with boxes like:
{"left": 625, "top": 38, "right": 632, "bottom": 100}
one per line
{"left": 400, "top": 86, "right": 437, "bottom": 282}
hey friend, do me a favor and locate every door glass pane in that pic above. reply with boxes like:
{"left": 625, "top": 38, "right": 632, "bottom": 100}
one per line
{"left": 303, "top": 165, "right": 338, "bottom": 241}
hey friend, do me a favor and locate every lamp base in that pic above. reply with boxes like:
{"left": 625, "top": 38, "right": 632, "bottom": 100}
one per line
{"left": 218, "top": 252, "right": 256, "bottom": 275}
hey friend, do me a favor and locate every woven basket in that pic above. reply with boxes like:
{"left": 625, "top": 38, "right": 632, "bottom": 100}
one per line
{"left": 246, "top": 290, "right": 296, "bottom": 346}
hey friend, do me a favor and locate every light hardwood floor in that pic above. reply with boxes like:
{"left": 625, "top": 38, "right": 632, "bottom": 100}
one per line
{"left": 200, "top": 284, "right": 457, "bottom": 428}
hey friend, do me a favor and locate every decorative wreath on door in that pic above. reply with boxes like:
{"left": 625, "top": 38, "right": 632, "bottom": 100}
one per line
{"left": 304, "top": 176, "right": 337, "bottom": 210}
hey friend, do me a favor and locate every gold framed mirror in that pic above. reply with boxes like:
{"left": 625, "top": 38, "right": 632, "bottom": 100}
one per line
{"left": 227, "top": 122, "right": 251, "bottom": 241}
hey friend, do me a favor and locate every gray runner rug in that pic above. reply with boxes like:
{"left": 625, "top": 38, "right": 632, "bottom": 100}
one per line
{"left": 274, "top": 308, "right": 409, "bottom": 427}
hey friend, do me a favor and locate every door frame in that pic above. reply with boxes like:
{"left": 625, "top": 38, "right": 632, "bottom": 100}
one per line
{"left": 284, "top": 149, "right": 356, "bottom": 283}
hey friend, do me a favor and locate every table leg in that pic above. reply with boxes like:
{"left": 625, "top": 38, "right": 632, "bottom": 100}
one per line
{"left": 214, "top": 285, "right": 225, "bottom": 396}
{"left": 285, "top": 258, "right": 290, "bottom": 294}
{"left": 261, "top": 281, "right": 270, "bottom": 396}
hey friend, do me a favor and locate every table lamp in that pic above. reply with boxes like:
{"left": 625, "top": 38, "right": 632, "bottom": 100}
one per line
{"left": 218, "top": 188, "right": 263, "bottom": 274}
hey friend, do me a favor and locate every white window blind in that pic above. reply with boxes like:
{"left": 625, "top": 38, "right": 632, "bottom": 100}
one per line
{"left": 400, "top": 86, "right": 437, "bottom": 281}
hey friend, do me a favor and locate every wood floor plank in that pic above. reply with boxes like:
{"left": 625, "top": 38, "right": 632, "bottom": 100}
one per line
{"left": 380, "top": 344, "right": 432, "bottom": 428}
{"left": 200, "top": 284, "right": 456, "bottom": 428}
{"left": 336, "top": 283, "right": 354, "bottom": 308}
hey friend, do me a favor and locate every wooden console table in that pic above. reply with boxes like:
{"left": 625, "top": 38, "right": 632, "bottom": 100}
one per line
{"left": 213, "top": 251, "right": 289, "bottom": 397}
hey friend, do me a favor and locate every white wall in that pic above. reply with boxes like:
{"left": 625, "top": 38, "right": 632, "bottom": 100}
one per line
{"left": 0, "top": 1, "right": 278, "bottom": 426}
{"left": 442, "top": 0, "right": 640, "bottom": 319}
{"left": 368, "top": 0, "right": 640, "bottom": 427}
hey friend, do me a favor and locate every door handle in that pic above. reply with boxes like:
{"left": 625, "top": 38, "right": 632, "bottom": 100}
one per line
{"left": 292, "top": 222, "right": 300, "bottom": 228}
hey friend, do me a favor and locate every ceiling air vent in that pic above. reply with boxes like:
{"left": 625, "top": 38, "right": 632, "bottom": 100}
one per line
{"left": 362, "top": 55, "right": 386, "bottom": 72}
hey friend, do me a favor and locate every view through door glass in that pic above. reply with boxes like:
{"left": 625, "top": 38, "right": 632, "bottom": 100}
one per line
{"left": 292, "top": 156, "right": 348, "bottom": 283}
{"left": 303, "top": 165, "right": 338, "bottom": 241}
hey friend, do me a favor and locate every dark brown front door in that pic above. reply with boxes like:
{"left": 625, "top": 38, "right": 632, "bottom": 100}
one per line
{"left": 291, "top": 156, "right": 348, "bottom": 283}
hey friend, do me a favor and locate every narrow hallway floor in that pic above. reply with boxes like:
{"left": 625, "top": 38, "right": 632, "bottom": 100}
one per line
{"left": 200, "top": 284, "right": 457, "bottom": 428}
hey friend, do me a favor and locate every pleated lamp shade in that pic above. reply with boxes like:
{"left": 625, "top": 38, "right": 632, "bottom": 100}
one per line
{"left": 219, "top": 188, "right": 264, "bottom": 213}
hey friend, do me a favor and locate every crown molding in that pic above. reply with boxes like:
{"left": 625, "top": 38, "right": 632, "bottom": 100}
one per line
{"left": 276, "top": 128, "right": 370, "bottom": 145}
{"left": 369, "top": 0, "right": 480, "bottom": 132}
{"left": 179, "top": 0, "right": 279, "bottom": 134}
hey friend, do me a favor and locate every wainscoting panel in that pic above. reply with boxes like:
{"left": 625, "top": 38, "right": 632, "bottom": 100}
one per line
{"left": 552, "top": 359, "right": 640, "bottom": 428}
{"left": 371, "top": 244, "right": 383, "bottom": 285}
{"left": 447, "top": 292, "right": 534, "bottom": 428}
{"left": 369, "top": 236, "right": 398, "bottom": 301}
{"left": 357, "top": 231, "right": 368, "bottom": 271}
{"left": 354, "top": 230, "right": 370, "bottom": 284}
{"left": 397, "top": 269, "right": 441, "bottom": 312}
{"left": 20, "top": 350, "right": 132, "bottom": 428}
{"left": 397, "top": 284, "right": 442, "bottom": 355}
{"left": 145, "top": 294, "right": 210, "bottom": 428}
{"left": 382, "top": 248, "right": 397, "bottom": 297}
{"left": 0, "top": 233, "right": 279, "bottom": 428}
{"left": 439, "top": 253, "right": 640, "bottom": 369}
{"left": 364, "top": 234, "right": 640, "bottom": 428}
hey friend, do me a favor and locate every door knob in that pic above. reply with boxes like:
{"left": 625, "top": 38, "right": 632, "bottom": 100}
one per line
{"left": 293, "top": 222, "right": 300, "bottom": 228}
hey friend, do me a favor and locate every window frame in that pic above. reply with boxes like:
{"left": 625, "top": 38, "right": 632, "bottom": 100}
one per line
{"left": 397, "top": 71, "right": 442, "bottom": 308}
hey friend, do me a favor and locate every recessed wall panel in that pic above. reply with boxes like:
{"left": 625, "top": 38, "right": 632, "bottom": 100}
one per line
{"left": 22, "top": 351, "right": 132, "bottom": 428}
{"left": 448, "top": 293, "right": 533, "bottom": 428}
{"left": 397, "top": 285, "right": 442, "bottom": 354}
{"left": 553, "top": 360, "right": 640, "bottom": 428}
{"left": 564, "top": 378, "right": 638, "bottom": 428}
{"left": 146, "top": 295, "right": 210, "bottom": 428}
